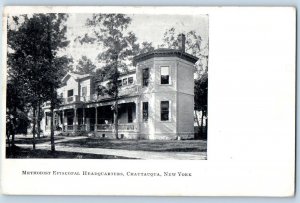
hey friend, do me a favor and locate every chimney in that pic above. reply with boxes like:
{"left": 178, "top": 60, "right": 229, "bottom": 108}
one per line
{"left": 178, "top": 33, "right": 186, "bottom": 52}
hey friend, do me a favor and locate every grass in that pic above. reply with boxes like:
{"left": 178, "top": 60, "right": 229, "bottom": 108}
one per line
{"left": 12, "top": 137, "right": 64, "bottom": 145}
{"left": 57, "top": 138, "right": 207, "bottom": 152}
{"left": 6, "top": 146, "right": 134, "bottom": 159}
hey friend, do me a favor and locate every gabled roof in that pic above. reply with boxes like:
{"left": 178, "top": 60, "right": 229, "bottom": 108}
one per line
{"left": 61, "top": 72, "right": 92, "bottom": 85}
{"left": 133, "top": 48, "right": 199, "bottom": 65}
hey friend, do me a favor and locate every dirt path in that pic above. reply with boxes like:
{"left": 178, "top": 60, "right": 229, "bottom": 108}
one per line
{"left": 16, "top": 137, "right": 207, "bottom": 160}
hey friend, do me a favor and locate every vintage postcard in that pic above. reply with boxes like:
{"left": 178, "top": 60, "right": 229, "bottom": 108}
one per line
{"left": 0, "top": 6, "right": 295, "bottom": 196}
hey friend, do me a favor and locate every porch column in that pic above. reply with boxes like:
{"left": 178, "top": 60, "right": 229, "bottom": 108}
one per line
{"left": 135, "top": 101, "right": 140, "bottom": 132}
{"left": 44, "top": 112, "right": 47, "bottom": 132}
{"left": 83, "top": 107, "right": 86, "bottom": 131}
{"left": 95, "top": 106, "right": 98, "bottom": 132}
{"left": 54, "top": 111, "right": 57, "bottom": 129}
{"left": 62, "top": 110, "right": 65, "bottom": 132}
{"left": 74, "top": 108, "right": 77, "bottom": 132}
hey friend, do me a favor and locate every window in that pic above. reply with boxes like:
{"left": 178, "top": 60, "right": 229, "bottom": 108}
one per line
{"left": 160, "top": 101, "right": 170, "bottom": 121}
{"left": 82, "top": 86, "right": 87, "bottom": 97}
{"left": 118, "top": 80, "right": 122, "bottom": 86}
{"left": 142, "top": 102, "right": 148, "bottom": 122}
{"left": 45, "top": 113, "right": 48, "bottom": 125}
{"left": 160, "top": 66, "right": 170, "bottom": 84}
{"left": 142, "top": 68, "right": 149, "bottom": 87}
{"left": 67, "top": 89, "right": 73, "bottom": 97}
{"left": 128, "top": 106, "right": 133, "bottom": 123}
{"left": 128, "top": 77, "right": 133, "bottom": 85}
{"left": 122, "top": 78, "right": 128, "bottom": 86}
{"left": 60, "top": 93, "right": 63, "bottom": 98}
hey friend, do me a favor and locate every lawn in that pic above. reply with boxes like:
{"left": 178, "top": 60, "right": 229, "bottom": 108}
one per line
{"left": 12, "top": 137, "right": 64, "bottom": 145}
{"left": 57, "top": 138, "right": 207, "bottom": 152}
{"left": 6, "top": 146, "right": 133, "bottom": 159}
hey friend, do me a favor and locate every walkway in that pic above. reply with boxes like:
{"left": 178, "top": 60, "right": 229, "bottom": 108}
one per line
{"left": 16, "top": 137, "right": 207, "bottom": 160}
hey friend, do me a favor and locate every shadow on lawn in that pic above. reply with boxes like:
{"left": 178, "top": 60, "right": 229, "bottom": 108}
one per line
{"left": 6, "top": 146, "right": 135, "bottom": 159}
{"left": 12, "top": 137, "right": 64, "bottom": 145}
{"left": 57, "top": 138, "right": 207, "bottom": 152}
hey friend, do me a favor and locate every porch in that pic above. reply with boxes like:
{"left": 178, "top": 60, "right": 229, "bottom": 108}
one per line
{"left": 44, "top": 102, "right": 140, "bottom": 135}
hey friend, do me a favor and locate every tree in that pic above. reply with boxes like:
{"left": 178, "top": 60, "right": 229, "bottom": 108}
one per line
{"left": 74, "top": 56, "right": 96, "bottom": 75}
{"left": 138, "top": 41, "right": 155, "bottom": 54}
{"left": 40, "top": 14, "right": 72, "bottom": 152}
{"left": 194, "top": 73, "right": 208, "bottom": 137}
{"left": 6, "top": 78, "right": 30, "bottom": 153}
{"left": 79, "top": 14, "right": 140, "bottom": 139}
{"left": 7, "top": 14, "right": 44, "bottom": 150}
{"left": 7, "top": 14, "right": 71, "bottom": 152}
{"left": 160, "top": 27, "right": 208, "bottom": 75}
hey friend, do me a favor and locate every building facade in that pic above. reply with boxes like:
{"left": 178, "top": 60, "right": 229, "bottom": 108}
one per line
{"left": 42, "top": 40, "right": 198, "bottom": 140}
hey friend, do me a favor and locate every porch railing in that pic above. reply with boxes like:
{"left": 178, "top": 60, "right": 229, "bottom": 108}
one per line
{"left": 64, "top": 125, "right": 74, "bottom": 131}
{"left": 77, "top": 124, "right": 86, "bottom": 131}
{"left": 47, "top": 123, "right": 138, "bottom": 132}
{"left": 96, "top": 123, "right": 137, "bottom": 132}
{"left": 62, "top": 95, "right": 80, "bottom": 105}
{"left": 118, "top": 123, "right": 136, "bottom": 131}
{"left": 43, "top": 85, "right": 141, "bottom": 108}
{"left": 96, "top": 124, "right": 113, "bottom": 131}
{"left": 93, "top": 85, "right": 140, "bottom": 101}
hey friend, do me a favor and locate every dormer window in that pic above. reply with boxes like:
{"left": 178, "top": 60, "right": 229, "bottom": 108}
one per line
{"left": 118, "top": 80, "right": 122, "bottom": 86}
{"left": 122, "top": 78, "right": 128, "bottom": 86}
{"left": 160, "top": 66, "right": 170, "bottom": 84}
{"left": 128, "top": 77, "right": 133, "bottom": 85}
{"left": 67, "top": 89, "right": 73, "bottom": 97}
{"left": 82, "top": 86, "right": 87, "bottom": 97}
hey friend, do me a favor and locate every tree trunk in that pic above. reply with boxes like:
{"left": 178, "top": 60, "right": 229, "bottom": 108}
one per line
{"left": 37, "top": 103, "right": 41, "bottom": 138}
{"left": 194, "top": 110, "right": 201, "bottom": 138}
{"left": 6, "top": 130, "right": 11, "bottom": 149}
{"left": 200, "top": 109, "right": 204, "bottom": 127}
{"left": 50, "top": 105, "right": 55, "bottom": 152}
{"left": 11, "top": 127, "right": 15, "bottom": 148}
{"left": 200, "top": 109, "right": 204, "bottom": 135}
{"left": 6, "top": 122, "right": 12, "bottom": 155}
{"left": 114, "top": 100, "right": 119, "bottom": 139}
{"left": 32, "top": 106, "right": 36, "bottom": 150}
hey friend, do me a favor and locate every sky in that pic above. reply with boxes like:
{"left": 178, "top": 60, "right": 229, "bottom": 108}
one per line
{"left": 62, "top": 13, "right": 209, "bottom": 68}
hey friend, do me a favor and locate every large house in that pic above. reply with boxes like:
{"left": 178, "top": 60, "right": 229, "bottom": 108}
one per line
{"left": 42, "top": 34, "right": 198, "bottom": 140}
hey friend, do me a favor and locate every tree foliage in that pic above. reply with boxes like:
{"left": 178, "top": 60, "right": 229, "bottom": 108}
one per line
{"left": 74, "top": 56, "right": 96, "bottom": 75}
{"left": 7, "top": 13, "right": 72, "bottom": 152}
{"left": 80, "top": 14, "right": 146, "bottom": 138}
{"left": 160, "top": 27, "right": 208, "bottom": 75}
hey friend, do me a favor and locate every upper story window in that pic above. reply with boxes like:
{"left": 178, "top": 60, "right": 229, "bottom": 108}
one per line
{"left": 142, "top": 68, "right": 149, "bottom": 87}
{"left": 118, "top": 80, "right": 122, "bottom": 86}
{"left": 82, "top": 86, "right": 87, "bottom": 97}
{"left": 122, "top": 78, "right": 128, "bottom": 86}
{"left": 128, "top": 77, "right": 133, "bottom": 85}
{"left": 60, "top": 93, "right": 63, "bottom": 98}
{"left": 160, "top": 66, "right": 170, "bottom": 85}
{"left": 160, "top": 101, "right": 170, "bottom": 121}
{"left": 67, "top": 89, "right": 73, "bottom": 97}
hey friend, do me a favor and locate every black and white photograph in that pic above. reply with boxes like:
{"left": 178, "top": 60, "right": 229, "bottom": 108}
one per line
{"left": 1, "top": 6, "right": 295, "bottom": 197}
{"left": 6, "top": 12, "right": 208, "bottom": 160}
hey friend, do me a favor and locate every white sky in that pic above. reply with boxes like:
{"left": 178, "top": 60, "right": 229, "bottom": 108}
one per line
{"left": 63, "top": 13, "right": 209, "bottom": 68}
